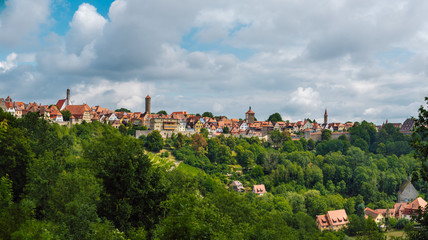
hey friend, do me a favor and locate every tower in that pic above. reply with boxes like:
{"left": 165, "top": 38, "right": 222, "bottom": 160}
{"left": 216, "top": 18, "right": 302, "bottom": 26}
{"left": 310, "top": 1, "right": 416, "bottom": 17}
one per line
{"left": 246, "top": 106, "right": 255, "bottom": 124}
{"left": 66, "top": 89, "right": 70, "bottom": 106}
{"left": 145, "top": 95, "right": 151, "bottom": 114}
{"left": 324, "top": 108, "right": 328, "bottom": 125}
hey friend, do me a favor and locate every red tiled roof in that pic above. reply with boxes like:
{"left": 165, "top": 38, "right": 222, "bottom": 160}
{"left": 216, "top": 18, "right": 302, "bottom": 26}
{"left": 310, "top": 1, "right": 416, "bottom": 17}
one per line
{"left": 316, "top": 214, "right": 329, "bottom": 227}
{"left": 64, "top": 104, "right": 91, "bottom": 118}
{"left": 253, "top": 184, "right": 266, "bottom": 195}
{"left": 56, "top": 99, "right": 66, "bottom": 109}
{"left": 327, "top": 209, "right": 348, "bottom": 226}
{"left": 364, "top": 207, "right": 381, "bottom": 219}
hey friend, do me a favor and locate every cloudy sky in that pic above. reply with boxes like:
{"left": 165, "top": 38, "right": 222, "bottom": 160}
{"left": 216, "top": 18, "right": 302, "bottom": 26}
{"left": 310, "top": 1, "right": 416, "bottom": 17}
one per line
{"left": 0, "top": 0, "right": 427, "bottom": 124}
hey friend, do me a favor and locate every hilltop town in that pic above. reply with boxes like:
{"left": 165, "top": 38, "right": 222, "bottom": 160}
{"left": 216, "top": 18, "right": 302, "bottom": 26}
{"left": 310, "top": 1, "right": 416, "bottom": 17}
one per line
{"left": 0, "top": 90, "right": 415, "bottom": 140}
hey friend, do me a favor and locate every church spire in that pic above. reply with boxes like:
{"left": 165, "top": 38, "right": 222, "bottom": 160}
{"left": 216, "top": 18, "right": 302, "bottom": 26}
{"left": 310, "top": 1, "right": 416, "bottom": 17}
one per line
{"left": 324, "top": 108, "right": 328, "bottom": 125}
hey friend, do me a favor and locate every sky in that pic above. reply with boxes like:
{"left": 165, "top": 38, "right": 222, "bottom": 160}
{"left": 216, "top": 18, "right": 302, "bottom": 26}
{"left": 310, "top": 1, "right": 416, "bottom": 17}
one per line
{"left": 0, "top": 0, "right": 427, "bottom": 124}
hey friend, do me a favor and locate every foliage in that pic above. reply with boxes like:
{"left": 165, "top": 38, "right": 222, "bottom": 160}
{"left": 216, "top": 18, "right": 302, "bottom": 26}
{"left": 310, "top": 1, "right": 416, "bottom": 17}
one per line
{"left": 202, "top": 112, "right": 213, "bottom": 118}
{"left": 61, "top": 110, "right": 72, "bottom": 121}
{"left": 0, "top": 108, "right": 426, "bottom": 239}
{"left": 321, "top": 129, "right": 332, "bottom": 141}
{"left": 146, "top": 130, "right": 164, "bottom": 152}
{"left": 412, "top": 96, "right": 428, "bottom": 181}
{"left": 156, "top": 110, "right": 167, "bottom": 115}
{"left": 222, "top": 126, "right": 230, "bottom": 134}
{"left": 115, "top": 108, "right": 131, "bottom": 112}
{"left": 267, "top": 113, "right": 283, "bottom": 123}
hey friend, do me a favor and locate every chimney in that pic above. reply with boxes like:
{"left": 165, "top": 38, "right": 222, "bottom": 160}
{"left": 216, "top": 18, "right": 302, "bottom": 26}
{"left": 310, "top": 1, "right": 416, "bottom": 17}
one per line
{"left": 66, "top": 89, "right": 70, "bottom": 106}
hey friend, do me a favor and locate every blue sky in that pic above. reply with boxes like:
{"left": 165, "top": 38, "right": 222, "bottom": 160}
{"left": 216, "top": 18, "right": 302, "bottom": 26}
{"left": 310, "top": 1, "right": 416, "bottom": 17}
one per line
{"left": 0, "top": 0, "right": 427, "bottom": 124}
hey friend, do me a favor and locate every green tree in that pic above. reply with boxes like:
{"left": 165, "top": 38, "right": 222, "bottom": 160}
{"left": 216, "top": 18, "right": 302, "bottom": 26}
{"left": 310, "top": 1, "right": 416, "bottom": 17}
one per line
{"left": 156, "top": 110, "right": 167, "bottom": 115}
{"left": 84, "top": 130, "right": 169, "bottom": 232}
{"left": 222, "top": 126, "right": 230, "bottom": 134}
{"left": 412, "top": 96, "right": 428, "bottom": 181}
{"left": 192, "top": 133, "right": 207, "bottom": 156}
{"left": 61, "top": 109, "right": 72, "bottom": 121}
{"left": 268, "top": 130, "right": 288, "bottom": 149}
{"left": 307, "top": 138, "right": 316, "bottom": 151}
{"left": 200, "top": 128, "right": 209, "bottom": 138}
{"left": 0, "top": 119, "right": 34, "bottom": 200}
{"left": 236, "top": 146, "right": 254, "bottom": 169}
{"left": 321, "top": 129, "right": 332, "bottom": 141}
{"left": 202, "top": 112, "right": 214, "bottom": 118}
{"left": 115, "top": 108, "right": 131, "bottom": 112}
{"left": 267, "top": 113, "right": 283, "bottom": 123}
{"left": 118, "top": 124, "right": 127, "bottom": 135}
{"left": 146, "top": 130, "right": 164, "bottom": 152}
{"left": 251, "top": 165, "right": 264, "bottom": 179}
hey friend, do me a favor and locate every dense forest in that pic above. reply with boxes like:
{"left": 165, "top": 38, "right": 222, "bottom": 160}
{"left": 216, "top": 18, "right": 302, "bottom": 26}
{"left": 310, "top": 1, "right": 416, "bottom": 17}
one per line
{"left": 1, "top": 105, "right": 427, "bottom": 239}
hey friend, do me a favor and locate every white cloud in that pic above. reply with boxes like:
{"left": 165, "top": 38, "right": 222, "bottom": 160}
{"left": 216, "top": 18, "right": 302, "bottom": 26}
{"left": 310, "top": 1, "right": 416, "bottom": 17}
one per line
{"left": 67, "top": 3, "right": 107, "bottom": 54}
{"left": 291, "top": 87, "right": 320, "bottom": 107}
{"left": 0, "top": 52, "right": 17, "bottom": 73}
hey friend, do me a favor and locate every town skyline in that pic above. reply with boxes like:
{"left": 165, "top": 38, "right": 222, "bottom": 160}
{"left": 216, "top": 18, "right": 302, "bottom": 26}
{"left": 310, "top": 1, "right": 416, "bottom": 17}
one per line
{"left": 1, "top": 90, "right": 417, "bottom": 126}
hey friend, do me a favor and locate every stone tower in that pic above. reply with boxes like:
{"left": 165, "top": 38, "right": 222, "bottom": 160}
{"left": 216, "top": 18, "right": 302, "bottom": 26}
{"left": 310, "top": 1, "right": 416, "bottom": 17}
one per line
{"left": 324, "top": 108, "right": 328, "bottom": 125}
{"left": 145, "top": 95, "right": 151, "bottom": 114}
{"left": 246, "top": 106, "right": 255, "bottom": 124}
{"left": 66, "top": 89, "right": 70, "bottom": 106}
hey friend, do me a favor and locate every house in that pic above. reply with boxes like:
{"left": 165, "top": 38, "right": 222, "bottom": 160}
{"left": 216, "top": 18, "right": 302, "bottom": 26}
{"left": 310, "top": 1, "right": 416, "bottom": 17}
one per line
{"left": 64, "top": 104, "right": 92, "bottom": 123}
{"left": 194, "top": 120, "right": 203, "bottom": 133}
{"left": 231, "top": 181, "right": 245, "bottom": 192}
{"left": 391, "top": 197, "right": 427, "bottom": 219}
{"left": 253, "top": 184, "right": 266, "bottom": 195}
{"left": 150, "top": 117, "right": 179, "bottom": 131}
{"left": 302, "top": 120, "right": 313, "bottom": 131}
{"left": 48, "top": 105, "right": 63, "bottom": 122}
{"left": 316, "top": 209, "right": 349, "bottom": 231}
{"left": 239, "top": 122, "right": 249, "bottom": 131}
{"left": 364, "top": 207, "right": 385, "bottom": 224}
{"left": 101, "top": 112, "right": 119, "bottom": 123}
{"left": 111, "top": 120, "right": 121, "bottom": 129}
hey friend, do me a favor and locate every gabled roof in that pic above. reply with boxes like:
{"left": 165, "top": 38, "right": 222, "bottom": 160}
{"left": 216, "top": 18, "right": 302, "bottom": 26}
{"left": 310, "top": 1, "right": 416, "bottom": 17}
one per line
{"left": 411, "top": 197, "right": 427, "bottom": 209}
{"left": 56, "top": 99, "right": 66, "bottom": 109}
{"left": 316, "top": 214, "right": 329, "bottom": 227}
{"left": 253, "top": 184, "right": 266, "bottom": 195}
{"left": 327, "top": 209, "right": 348, "bottom": 226}
{"left": 364, "top": 207, "right": 381, "bottom": 219}
{"left": 64, "top": 104, "right": 91, "bottom": 116}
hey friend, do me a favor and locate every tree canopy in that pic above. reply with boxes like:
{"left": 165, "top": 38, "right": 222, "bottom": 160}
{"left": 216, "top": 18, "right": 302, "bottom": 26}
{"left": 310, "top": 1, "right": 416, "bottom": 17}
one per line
{"left": 202, "top": 112, "right": 214, "bottom": 118}
{"left": 156, "top": 110, "right": 168, "bottom": 115}
{"left": 267, "top": 113, "right": 283, "bottom": 123}
{"left": 115, "top": 108, "right": 131, "bottom": 112}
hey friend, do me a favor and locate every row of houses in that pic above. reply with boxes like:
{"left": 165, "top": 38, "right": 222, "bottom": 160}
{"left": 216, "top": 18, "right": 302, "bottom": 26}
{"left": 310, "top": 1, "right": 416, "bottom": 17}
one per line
{"left": 1, "top": 91, "right": 416, "bottom": 138}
